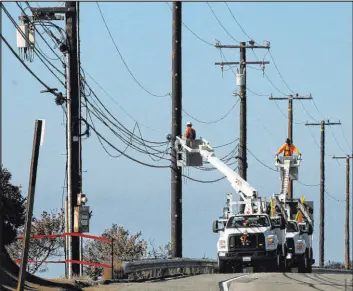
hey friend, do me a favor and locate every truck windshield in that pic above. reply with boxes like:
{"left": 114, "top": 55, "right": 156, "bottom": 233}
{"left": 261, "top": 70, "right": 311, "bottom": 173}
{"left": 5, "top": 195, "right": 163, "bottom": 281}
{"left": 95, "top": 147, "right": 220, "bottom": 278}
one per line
{"left": 226, "top": 215, "right": 270, "bottom": 228}
{"left": 286, "top": 221, "right": 299, "bottom": 233}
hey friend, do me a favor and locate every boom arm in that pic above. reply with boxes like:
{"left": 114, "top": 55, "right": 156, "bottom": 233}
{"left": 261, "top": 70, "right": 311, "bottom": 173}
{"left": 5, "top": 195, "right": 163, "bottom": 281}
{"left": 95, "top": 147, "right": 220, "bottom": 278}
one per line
{"left": 175, "top": 137, "right": 260, "bottom": 212}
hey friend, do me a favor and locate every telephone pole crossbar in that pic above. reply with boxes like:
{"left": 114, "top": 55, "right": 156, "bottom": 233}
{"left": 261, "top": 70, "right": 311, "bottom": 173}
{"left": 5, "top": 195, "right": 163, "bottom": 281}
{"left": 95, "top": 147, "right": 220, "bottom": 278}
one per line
{"left": 305, "top": 120, "right": 341, "bottom": 268}
{"left": 332, "top": 154, "right": 353, "bottom": 271}
{"left": 214, "top": 41, "right": 271, "bottom": 213}
{"left": 215, "top": 61, "right": 270, "bottom": 65}
{"left": 269, "top": 94, "right": 312, "bottom": 199}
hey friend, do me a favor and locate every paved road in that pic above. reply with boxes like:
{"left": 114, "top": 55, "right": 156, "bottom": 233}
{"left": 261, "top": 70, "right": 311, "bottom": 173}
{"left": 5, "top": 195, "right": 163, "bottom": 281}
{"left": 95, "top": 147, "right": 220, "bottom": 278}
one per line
{"left": 83, "top": 273, "right": 353, "bottom": 291}
{"left": 227, "top": 273, "right": 353, "bottom": 291}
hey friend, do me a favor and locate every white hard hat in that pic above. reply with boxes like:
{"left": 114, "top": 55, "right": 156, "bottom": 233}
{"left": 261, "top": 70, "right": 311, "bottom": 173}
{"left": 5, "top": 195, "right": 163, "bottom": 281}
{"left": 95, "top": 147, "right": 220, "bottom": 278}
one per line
{"left": 186, "top": 121, "right": 192, "bottom": 126}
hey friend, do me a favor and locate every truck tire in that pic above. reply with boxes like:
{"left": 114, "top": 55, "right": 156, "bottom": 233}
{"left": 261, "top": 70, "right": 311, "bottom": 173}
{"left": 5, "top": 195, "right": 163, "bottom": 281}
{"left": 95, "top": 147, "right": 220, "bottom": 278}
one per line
{"left": 298, "top": 254, "right": 309, "bottom": 273}
{"left": 218, "top": 258, "right": 228, "bottom": 273}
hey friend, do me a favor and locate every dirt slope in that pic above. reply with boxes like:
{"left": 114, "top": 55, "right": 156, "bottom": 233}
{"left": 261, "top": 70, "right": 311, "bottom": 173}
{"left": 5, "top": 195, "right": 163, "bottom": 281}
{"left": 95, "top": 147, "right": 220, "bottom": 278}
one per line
{"left": 0, "top": 248, "right": 82, "bottom": 291}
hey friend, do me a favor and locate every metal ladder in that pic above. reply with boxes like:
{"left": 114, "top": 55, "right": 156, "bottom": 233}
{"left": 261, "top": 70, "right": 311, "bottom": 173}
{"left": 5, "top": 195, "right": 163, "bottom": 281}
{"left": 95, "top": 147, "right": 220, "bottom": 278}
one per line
{"left": 280, "top": 161, "right": 291, "bottom": 197}
{"left": 297, "top": 200, "right": 313, "bottom": 226}
{"left": 273, "top": 195, "right": 289, "bottom": 222}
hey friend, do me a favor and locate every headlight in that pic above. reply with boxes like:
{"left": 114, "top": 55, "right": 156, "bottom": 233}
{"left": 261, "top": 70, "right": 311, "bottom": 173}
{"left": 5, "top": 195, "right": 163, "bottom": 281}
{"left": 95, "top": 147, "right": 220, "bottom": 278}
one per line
{"left": 219, "top": 240, "right": 226, "bottom": 249}
{"left": 296, "top": 241, "right": 304, "bottom": 250}
{"left": 267, "top": 236, "right": 275, "bottom": 246}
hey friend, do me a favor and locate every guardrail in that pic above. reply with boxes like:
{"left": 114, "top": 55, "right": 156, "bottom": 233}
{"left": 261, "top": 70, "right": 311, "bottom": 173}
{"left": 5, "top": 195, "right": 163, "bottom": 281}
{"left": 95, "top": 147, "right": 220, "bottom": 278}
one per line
{"left": 119, "top": 258, "right": 217, "bottom": 281}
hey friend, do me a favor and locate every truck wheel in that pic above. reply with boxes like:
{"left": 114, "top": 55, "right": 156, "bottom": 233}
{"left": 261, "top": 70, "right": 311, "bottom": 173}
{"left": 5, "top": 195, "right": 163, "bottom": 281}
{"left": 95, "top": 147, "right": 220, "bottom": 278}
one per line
{"left": 218, "top": 258, "right": 228, "bottom": 273}
{"left": 298, "top": 254, "right": 308, "bottom": 273}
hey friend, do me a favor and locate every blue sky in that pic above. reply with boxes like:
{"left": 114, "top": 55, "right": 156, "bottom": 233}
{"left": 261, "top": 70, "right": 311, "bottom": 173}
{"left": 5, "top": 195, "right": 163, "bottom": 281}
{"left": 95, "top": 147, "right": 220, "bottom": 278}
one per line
{"left": 2, "top": 1, "right": 352, "bottom": 278}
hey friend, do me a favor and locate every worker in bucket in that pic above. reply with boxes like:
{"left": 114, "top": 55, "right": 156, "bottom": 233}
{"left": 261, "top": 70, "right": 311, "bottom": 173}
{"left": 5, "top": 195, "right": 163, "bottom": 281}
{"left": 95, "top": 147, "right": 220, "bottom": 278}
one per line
{"left": 184, "top": 121, "right": 196, "bottom": 140}
{"left": 276, "top": 138, "right": 301, "bottom": 158}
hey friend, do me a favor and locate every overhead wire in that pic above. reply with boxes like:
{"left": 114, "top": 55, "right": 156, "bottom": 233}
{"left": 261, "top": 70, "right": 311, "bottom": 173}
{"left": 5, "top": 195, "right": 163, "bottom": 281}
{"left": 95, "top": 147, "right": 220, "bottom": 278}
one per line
{"left": 83, "top": 69, "right": 164, "bottom": 133}
{"left": 206, "top": 2, "right": 239, "bottom": 43}
{"left": 96, "top": 2, "right": 170, "bottom": 98}
{"left": 0, "top": 31, "right": 61, "bottom": 100}
{"left": 17, "top": 2, "right": 66, "bottom": 65}
{"left": 165, "top": 2, "right": 214, "bottom": 47}
{"left": 83, "top": 117, "right": 171, "bottom": 169}
{"left": 81, "top": 79, "right": 171, "bottom": 158}
{"left": 247, "top": 148, "right": 278, "bottom": 172}
{"left": 182, "top": 98, "right": 239, "bottom": 124}
{"left": 2, "top": 3, "right": 65, "bottom": 86}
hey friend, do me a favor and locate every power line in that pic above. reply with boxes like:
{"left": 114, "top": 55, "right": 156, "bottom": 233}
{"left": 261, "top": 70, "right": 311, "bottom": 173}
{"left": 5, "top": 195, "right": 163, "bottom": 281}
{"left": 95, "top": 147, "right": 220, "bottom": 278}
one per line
{"left": 247, "top": 148, "right": 278, "bottom": 172}
{"left": 0, "top": 31, "right": 61, "bottom": 100}
{"left": 96, "top": 2, "right": 170, "bottom": 98}
{"left": 84, "top": 118, "right": 171, "bottom": 169}
{"left": 183, "top": 99, "right": 239, "bottom": 124}
{"left": 83, "top": 69, "right": 165, "bottom": 133}
{"left": 206, "top": 2, "right": 239, "bottom": 43}
{"left": 224, "top": 2, "right": 252, "bottom": 41}
{"left": 165, "top": 2, "right": 214, "bottom": 46}
{"left": 2, "top": 3, "right": 65, "bottom": 85}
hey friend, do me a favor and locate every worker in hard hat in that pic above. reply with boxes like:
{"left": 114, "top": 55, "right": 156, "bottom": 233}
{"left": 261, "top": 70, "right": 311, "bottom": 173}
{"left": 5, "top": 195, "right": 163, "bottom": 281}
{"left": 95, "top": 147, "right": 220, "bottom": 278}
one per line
{"left": 276, "top": 138, "right": 301, "bottom": 157}
{"left": 184, "top": 121, "right": 196, "bottom": 140}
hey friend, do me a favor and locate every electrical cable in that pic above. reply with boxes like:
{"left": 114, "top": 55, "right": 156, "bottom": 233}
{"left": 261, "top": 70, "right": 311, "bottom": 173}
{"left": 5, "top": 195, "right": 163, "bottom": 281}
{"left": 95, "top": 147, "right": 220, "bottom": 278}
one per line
{"left": 0, "top": 31, "right": 61, "bottom": 99}
{"left": 182, "top": 98, "right": 239, "bottom": 124}
{"left": 16, "top": 2, "right": 65, "bottom": 65}
{"left": 81, "top": 76, "right": 169, "bottom": 147}
{"left": 340, "top": 124, "right": 352, "bottom": 152}
{"left": 83, "top": 98, "right": 171, "bottom": 160}
{"left": 83, "top": 69, "right": 164, "bottom": 133}
{"left": 247, "top": 148, "right": 278, "bottom": 172}
{"left": 224, "top": 2, "right": 252, "bottom": 41}
{"left": 81, "top": 86, "right": 169, "bottom": 153}
{"left": 96, "top": 2, "right": 170, "bottom": 98}
{"left": 2, "top": 3, "right": 65, "bottom": 84}
{"left": 206, "top": 2, "right": 239, "bottom": 43}
{"left": 83, "top": 118, "right": 171, "bottom": 169}
{"left": 165, "top": 2, "right": 214, "bottom": 47}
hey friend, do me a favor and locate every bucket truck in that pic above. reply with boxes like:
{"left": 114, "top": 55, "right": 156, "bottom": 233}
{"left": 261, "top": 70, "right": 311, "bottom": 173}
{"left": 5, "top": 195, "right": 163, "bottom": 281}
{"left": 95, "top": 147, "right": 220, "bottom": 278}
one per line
{"left": 270, "top": 155, "right": 314, "bottom": 273}
{"left": 174, "top": 137, "right": 286, "bottom": 273}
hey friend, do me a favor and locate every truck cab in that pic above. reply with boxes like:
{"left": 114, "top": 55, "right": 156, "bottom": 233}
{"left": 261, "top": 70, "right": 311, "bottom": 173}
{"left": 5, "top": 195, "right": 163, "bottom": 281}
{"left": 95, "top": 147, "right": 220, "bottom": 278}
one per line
{"left": 213, "top": 213, "right": 285, "bottom": 273}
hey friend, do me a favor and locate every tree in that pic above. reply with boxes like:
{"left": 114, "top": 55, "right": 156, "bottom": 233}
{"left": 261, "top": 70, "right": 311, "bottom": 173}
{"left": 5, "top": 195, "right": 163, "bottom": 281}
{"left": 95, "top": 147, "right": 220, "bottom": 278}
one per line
{"left": 6, "top": 209, "right": 65, "bottom": 274}
{"left": 147, "top": 239, "right": 172, "bottom": 259}
{"left": 0, "top": 166, "right": 26, "bottom": 246}
{"left": 83, "top": 224, "right": 148, "bottom": 279}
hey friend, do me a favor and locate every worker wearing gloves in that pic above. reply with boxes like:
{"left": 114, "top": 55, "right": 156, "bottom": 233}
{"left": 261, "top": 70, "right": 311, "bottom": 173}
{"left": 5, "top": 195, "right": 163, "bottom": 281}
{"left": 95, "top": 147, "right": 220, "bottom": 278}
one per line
{"left": 184, "top": 121, "right": 196, "bottom": 140}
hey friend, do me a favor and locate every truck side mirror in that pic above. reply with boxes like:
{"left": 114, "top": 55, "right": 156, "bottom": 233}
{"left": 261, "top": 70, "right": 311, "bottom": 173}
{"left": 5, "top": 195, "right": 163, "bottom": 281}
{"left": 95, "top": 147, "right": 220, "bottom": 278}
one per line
{"left": 212, "top": 220, "right": 219, "bottom": 233}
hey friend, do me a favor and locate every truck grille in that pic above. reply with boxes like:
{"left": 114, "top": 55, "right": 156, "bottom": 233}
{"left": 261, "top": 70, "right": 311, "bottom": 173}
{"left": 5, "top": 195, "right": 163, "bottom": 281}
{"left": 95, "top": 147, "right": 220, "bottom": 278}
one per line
{"left": 228, "top": 233, "right": 265, "bottom": 251}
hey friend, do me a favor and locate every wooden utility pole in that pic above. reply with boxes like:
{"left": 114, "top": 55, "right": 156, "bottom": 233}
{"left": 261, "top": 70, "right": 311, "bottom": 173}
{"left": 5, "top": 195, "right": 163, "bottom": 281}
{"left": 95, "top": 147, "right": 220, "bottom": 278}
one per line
{"left": 17, "top": 120, "right": 44, "bottom": 291}
{"left": 65, "top": 1, "right": 81, "bottom": 277}
{"left": 171, "top": 1, "right": 182, "bottom": 258}
{"left": 269, "top": 94, "right": 313, "bottom": 199}
{"left": 0, "top": 5, "right": 4, "bottom": 284}
{"left": 332, "top": 154, "right": 353, "bottom": 270}
{"left": 305, "top": 120, "right": 341, "bottom": 268}
{"left": 215, "top": 41, "right": 270, "bottom": 212}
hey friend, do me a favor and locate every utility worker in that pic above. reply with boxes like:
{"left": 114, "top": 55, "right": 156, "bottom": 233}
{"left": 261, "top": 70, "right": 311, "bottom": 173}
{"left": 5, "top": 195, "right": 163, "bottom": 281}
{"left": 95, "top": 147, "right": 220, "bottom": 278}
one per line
{"left": 276, "top": 138, "right": 301, "bottom": 157}
{"left": 184, "top": 121, "right": 196, "bottom": 140}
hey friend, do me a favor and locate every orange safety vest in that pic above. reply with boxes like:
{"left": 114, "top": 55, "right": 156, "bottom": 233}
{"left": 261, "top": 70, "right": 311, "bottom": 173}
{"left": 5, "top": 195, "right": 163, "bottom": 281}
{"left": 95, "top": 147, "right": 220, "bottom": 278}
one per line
{"left": 277, "top": 143, "right": 299, "bottom": 156}
{"left": 184, "top": 127, "right": 196, "bottom": 140}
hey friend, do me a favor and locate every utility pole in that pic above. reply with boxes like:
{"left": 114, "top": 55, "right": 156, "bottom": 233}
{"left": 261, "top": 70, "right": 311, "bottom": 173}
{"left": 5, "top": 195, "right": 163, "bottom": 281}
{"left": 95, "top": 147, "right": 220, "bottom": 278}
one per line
{"left": 305, "top": 120, "right": 341, "bottom": 268}
{"left": 17, "top": 120, "right": 44, "bottom": 291}
{"left": 269, "top": 94, "right": 313, "bottom": 199}
{"left": 332, "top": 154, "right": 353, "bottom": 270}
{"left": 215, "top": 41, "right": 270, "bottom": 212}
{"left": 0, "top": 5, "right": 4, "bottom": 285}
{"left": 18, "top": 3, "right": 83, "bottom": 278}
{"left": 171, "top": 1, "right": 182, "bottom": 258}
{"left": 65, "top": 1, "right": 81, "bottom": 277}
